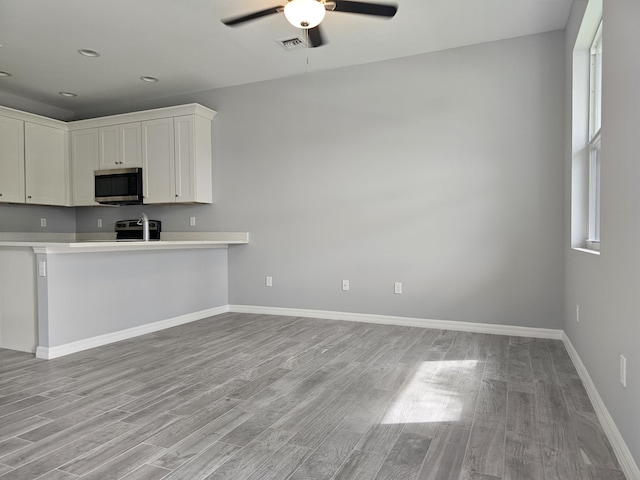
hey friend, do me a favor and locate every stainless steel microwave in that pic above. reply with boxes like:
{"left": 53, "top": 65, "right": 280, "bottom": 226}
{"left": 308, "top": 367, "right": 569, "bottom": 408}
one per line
{"left": 94, "top": 168, "right": 143, "bottom": 205}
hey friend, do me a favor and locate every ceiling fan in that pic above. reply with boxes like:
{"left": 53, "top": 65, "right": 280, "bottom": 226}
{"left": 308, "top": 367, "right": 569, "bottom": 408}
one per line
{"left": 221, "top": 0, "right": 398, "bottom": 48}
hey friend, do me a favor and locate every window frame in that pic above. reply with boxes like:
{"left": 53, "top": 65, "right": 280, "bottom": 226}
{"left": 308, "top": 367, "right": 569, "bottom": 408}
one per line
{"left": 589, "top": 22, "right": 603, "bottom": 141}
{"left": 586, "top": 20, "right": 602, "bottom": 250}
{"left": 587, "top": 133, "right": 601, "bottom": 248}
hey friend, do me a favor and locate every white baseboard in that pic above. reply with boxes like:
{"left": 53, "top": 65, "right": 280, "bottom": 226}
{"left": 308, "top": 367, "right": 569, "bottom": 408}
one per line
{"left": 35, "top": 306, "right": 229, "bottom": 360}
{"left": 562, "top": 333, "right": 640, "bottom": 480}
{"left": 228, "top": 305, "right": 563, "bottom": 339}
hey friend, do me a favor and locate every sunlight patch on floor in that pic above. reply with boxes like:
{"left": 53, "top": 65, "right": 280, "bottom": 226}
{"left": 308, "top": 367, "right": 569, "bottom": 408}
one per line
{"left": 380, "top": 360, "right": 479, "bottom": 425}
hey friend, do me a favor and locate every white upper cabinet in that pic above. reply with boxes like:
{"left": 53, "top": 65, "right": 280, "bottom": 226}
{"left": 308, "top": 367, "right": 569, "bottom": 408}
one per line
{"left": 0, "top": 107, "right": 70, "bottom": 207}
{"left": 71, "top": 129, "right": 99, "bottom": 206}
{"left": 99, "top": 122, "right": 142, "bottom": 170}
{"left": 24, "top": 122, "right": 69, "bottom": 206}
{"left": 0, "top": 103, "right": 216, "bottom": 207}
{"left": 142, "top": 113, "right": 213, "bottom": 204}
{"left": 175, "top": 114, "right": 212, "bottom": 204}
{"left": 0, "top": 115, "right": 26, "bottom": 203}
{"left": 142, "top": 117, "right": 175, "bottom": 204}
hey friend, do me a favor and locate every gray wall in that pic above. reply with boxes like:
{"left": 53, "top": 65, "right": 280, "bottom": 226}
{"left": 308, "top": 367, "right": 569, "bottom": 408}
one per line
{"left": 7, "top": 31, "right": 566, "bottom": 330}
{"left": 74, "top": 204, "right": 217, "bottom": 234}
{"left": 564, "top": 0, "right": 640, "bottom": 466}
{"left": 79, "top": 31, "right": 565, "bottom": 329}
{"left": 0, "top": 204, "right": 76, "bottom": 233}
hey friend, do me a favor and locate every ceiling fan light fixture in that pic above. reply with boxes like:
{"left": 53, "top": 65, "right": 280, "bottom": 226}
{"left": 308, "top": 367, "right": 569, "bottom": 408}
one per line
{"left": 284, "top": 0, "right": 326, "bottom": 29}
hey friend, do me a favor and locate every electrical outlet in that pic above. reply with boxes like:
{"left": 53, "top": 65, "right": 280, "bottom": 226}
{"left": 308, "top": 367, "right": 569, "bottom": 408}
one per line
{"left": 342, "top": 279, "right": 350, "bottom": 291}
{"left": 38, "top": 261, "right": 46, "bottom": 277}
{"left": 265, "top": 276, "right": 273, "bottom": 287}
{"left": 40, "top": 218, "right": 46, "bottom": 227}
{"left": 576, "top": 304, "right": 580, "bottom": 323}
{"left": 394, "top": 282, "right": 402, "bottom": 294}
{"left": 620, "top": 355, "right": 627, "bottom": 387}
{"left": 97, "top": 218, "right": 103, "bottom": 228}
{"left": 189, "top": 216, "right": 196, "bottom": 227}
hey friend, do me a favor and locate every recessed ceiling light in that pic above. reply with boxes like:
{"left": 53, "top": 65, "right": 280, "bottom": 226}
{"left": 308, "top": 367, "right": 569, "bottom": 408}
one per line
{"left": 140, "top": 76, "right": 159, "bottom": 83}
{"left": 59, "top": 91, "right": 77, "bottom": 97}
{"left": 0, "top": 71, "right": 12, "bottom": 77}
{"left": 78, "top": 49, "right": 100, "bottom": 57}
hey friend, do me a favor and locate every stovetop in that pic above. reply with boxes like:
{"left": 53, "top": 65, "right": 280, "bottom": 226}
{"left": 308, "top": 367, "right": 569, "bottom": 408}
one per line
{"left": 115, "top": 219, "right": 161, "bottom": 241}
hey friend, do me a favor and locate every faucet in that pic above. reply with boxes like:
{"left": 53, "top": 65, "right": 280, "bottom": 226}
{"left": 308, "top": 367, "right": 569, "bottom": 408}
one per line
{"left": 137, "top": 213, "right": 150, "bottom": 241}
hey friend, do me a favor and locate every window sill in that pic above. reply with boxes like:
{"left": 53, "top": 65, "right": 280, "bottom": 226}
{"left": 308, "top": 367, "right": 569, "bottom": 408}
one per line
{"left": 572, "top": 247, "right": 600, "bottom": 256}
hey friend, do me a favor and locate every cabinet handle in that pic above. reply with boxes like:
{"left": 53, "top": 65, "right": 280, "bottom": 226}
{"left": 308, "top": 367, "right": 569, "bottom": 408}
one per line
{"left": 0, "top": 193, "right": 3, "bottom": 197}
{"left": 27, "top": 195, "right": 32, "bottom": 199}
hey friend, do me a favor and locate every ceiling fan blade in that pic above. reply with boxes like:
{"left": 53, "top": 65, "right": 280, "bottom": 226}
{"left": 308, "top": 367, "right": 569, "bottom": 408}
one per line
{"left": 332, "top": 0, "right": 397, "bottom": 18}
{"left": 222, "top": 6, "right": 283, "bottom": 26}
{"left": 307, "top": 26, "right": 325, "bottom": 48}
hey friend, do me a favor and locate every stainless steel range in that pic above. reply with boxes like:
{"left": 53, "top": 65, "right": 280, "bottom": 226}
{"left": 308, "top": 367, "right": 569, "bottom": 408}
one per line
{"left": 115, "top": 218, "right": 161, "bottom": 241}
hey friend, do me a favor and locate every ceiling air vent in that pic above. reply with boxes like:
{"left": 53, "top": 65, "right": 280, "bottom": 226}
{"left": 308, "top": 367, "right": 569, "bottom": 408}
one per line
{"left": 276, "top": 36, "right": 307, "bottom": 51}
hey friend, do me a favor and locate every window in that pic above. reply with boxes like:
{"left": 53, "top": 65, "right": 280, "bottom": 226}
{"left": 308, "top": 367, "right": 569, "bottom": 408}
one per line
{"left": 587, "top": 22, "right": 602, "bottom": 250}
{"left": 571, "top": 1, "right": 602, "bottom": 253}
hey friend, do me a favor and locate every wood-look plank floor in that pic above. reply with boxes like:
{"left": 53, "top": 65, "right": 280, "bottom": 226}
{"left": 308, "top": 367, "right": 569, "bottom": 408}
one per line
{"left": 0, "top": 313, "right": 625, "bottom": 480}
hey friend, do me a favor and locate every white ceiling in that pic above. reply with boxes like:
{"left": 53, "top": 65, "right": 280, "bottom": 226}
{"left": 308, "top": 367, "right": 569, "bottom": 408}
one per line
{"left": 0, "top": 0, "right": 572, "bottom": 112}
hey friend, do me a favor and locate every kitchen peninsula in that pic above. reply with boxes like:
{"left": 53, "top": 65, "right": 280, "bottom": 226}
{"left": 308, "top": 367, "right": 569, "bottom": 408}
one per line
{"left": 0, "top": 233, "right": 248, "bottom": 359}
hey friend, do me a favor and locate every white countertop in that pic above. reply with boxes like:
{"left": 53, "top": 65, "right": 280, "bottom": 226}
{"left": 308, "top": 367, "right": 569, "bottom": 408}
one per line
{"left": 0, "top": 232, "right": 249, "bottom": 254}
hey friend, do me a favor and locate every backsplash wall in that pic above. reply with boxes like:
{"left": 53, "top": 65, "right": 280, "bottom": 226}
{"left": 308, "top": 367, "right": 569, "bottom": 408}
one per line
{"left": 75, "top": 204, "right": 219, "bottom": 234}
{"left": 0, "top": 204, "right": 76, "bottom": 233}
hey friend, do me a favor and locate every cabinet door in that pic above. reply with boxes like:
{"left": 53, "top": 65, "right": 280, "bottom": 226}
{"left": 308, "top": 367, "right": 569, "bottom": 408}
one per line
{"left": 98, "top": 125, "right": 119, "bottom": 169}
{"left": 24, "top": 123, "right": 69, "bottom": 206}
{"left": 99, "top": 122, "right": 141, "bottom": 169}
{"left": 120, "top": 122, "right": 142, "bottom": 168}
{"left": 71, "top": 129, "right": 99, "bottom": 206}
{"left": 0, "top": 116, "right": 25, "bottom": 203}
{"left": 174, "top": 115, "right": 194, "bottom": 203}
{"left": 174, "top": 115, "right": 212, "bottom": 204}
{"left": 142, "top": 118, "right": 175, "bottom": 204}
